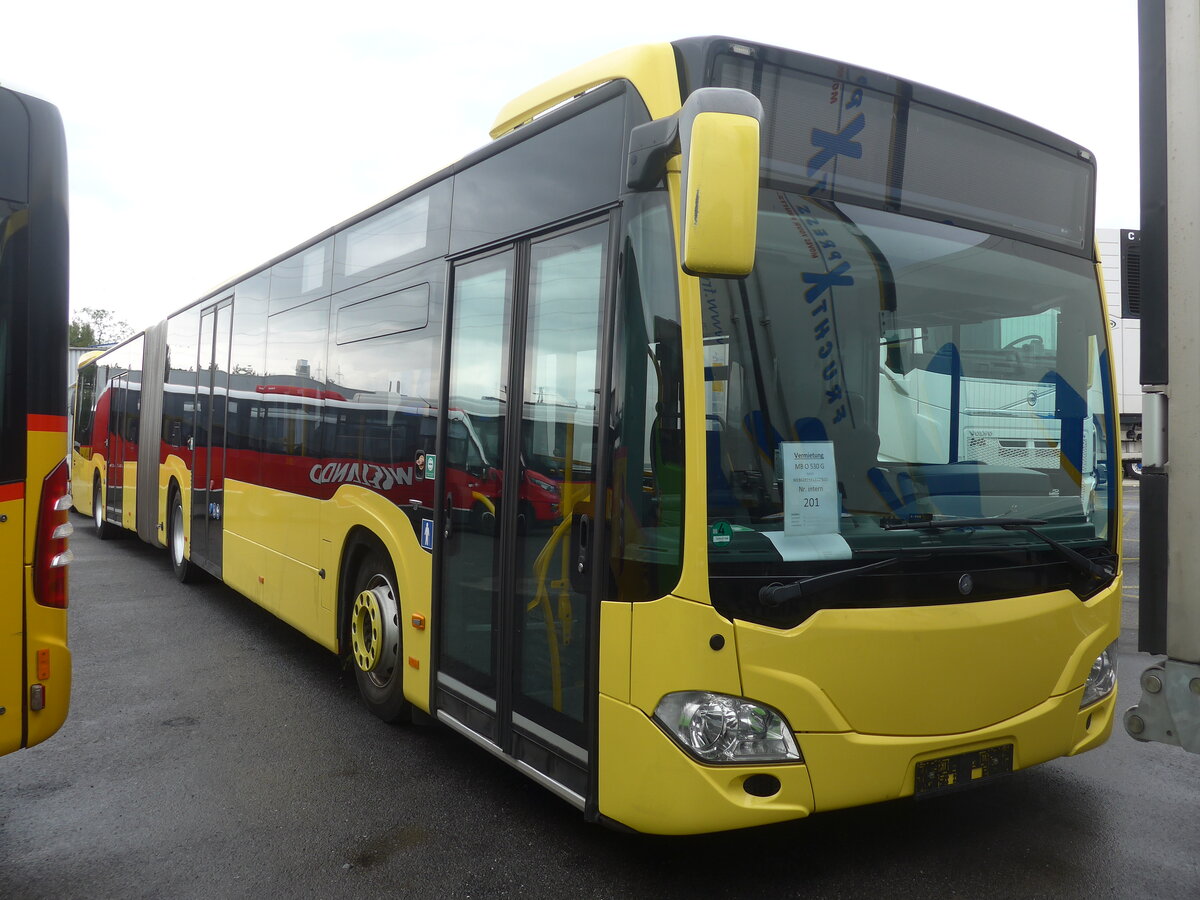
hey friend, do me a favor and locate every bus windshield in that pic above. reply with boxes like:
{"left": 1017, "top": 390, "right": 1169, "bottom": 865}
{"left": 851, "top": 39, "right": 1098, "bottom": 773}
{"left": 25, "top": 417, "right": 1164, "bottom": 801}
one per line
{"left": 702, "top": 193, "right": 1114, "bottom": 576}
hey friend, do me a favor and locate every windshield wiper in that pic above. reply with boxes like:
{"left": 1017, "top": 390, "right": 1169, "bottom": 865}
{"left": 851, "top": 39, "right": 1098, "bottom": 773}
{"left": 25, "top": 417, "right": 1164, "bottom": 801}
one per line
{"left": 758, "top": 557, "right": 898, "bottom": 606}
{"left": 881, "top": 516, "right": 1115, "bottom": 580}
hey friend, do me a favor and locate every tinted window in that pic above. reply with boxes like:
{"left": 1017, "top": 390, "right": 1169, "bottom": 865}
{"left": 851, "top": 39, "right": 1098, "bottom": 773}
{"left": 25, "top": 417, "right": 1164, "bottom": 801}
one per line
{"left": 0, "top": 91, "right": 28, "bottom": 203}
{"left": 449, "top": 90, "right": 626, "bottom": 253}
{"left": 333, "top": 181, "right": 451, "bottom": 292}
{"left": 0, "top": 200, "right": 24, "bottom": 480}
{"left": 324, "top": 333, "right": 440, "bottom": 463}
{"left": 269, "top": 238, "right": 333, "bottom": 315}
{"left": 336, "top": 283, "right": 429, "bottom": 344}
{"left": 97, "top": 335, "right": 145, "bottom": 449}
{"left": 163, "top": 306, "right": 201, "bottom": 448}
{"left": 227, "top": 273, "right": 269, "bottom": 459}
{"left": 712, "top": 53, "right": 1093, "bottom": 254}
{"left": 327, "top": 260, "right": 445, "bottom": 484}
{"left": 262, "top": 299, "right": 330, "bottom": 458}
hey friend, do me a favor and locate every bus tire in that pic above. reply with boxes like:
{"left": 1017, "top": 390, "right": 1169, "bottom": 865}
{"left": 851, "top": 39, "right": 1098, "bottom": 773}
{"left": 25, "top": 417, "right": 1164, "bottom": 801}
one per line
{"left": 92, "top": 478, "right": 115, "bottom": 540}
{"left": 348, "top": 546, "right": 411, "bottom": 723}
{"left": 1123, "top": 459, "right": 1142, "bottom": 481}
{"left": 168, "top": 488, "right": 197, "bottom": 583}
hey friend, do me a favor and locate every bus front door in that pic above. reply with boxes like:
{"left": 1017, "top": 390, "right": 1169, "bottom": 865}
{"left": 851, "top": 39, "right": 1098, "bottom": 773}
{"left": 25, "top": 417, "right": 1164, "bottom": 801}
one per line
{"left": 435, "top": 221, "right": 611, "bottom": 807}
{"left": 190, "top": 298, "right": 231, "bottom": 573}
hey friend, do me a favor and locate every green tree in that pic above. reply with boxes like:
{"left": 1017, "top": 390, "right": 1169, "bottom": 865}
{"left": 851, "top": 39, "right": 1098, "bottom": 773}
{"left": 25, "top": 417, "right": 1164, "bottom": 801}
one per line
{"left": 69, "top": 307, "right": 131, "bottom": 346}
{"left": 68, "top": 318, "right": 95, "bottom": 346}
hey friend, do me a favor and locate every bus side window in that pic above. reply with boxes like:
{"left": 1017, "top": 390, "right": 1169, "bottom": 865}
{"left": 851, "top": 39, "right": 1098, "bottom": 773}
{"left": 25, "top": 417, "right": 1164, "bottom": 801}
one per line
{"left": 326, "top": 269, "right": 443, "bottom": 497}
{"left": 609, "top": 196, "right": 684, "bottom": 601}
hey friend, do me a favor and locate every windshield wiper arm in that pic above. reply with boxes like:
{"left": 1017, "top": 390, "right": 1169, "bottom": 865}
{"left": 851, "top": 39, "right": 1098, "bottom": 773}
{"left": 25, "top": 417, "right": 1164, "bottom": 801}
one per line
{"left": 758, "top": 557, "right": 898, "bottom": 606}
{"left": 882, "top": 517, "right": 1115, "bottom": 580}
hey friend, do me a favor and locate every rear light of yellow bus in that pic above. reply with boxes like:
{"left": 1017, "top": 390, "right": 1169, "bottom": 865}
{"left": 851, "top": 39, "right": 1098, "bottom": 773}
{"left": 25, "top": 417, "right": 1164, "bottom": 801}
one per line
{"left": 34, "top": 458, "right": 73, "bottom": 608}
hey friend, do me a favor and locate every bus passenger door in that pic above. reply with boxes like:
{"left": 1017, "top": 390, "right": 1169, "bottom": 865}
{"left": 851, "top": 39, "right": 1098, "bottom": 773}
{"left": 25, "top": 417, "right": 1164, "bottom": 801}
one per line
{"left": 190, "top": 298, "right": 232, "bottom": 572}
{"left": 435, "top": 220, "right": 611, "bottom": 806}
{"left": 105, "top": 375, "right": 127, "bottom": 524}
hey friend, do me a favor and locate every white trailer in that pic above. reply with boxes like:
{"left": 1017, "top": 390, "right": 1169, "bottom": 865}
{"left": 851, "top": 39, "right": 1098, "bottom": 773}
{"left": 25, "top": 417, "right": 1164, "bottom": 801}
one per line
{"left": 1097, "top": 228, "right": 1144, "bottom": 478}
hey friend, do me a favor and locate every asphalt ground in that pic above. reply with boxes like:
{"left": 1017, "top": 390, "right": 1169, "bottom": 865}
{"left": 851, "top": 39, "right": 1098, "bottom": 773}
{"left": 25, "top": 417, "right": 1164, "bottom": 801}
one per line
{"left": 1, "top": 482, "right": 1198, "bottom": 899}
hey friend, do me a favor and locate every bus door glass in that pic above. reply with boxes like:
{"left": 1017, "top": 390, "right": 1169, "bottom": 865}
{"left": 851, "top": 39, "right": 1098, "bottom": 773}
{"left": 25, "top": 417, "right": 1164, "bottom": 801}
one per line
{"left": 437, "top": 249, "right": 513, "bottom": 732}
{"left": 436, "top": 220, "right": 610, "bottom": 794}
{"left": 191, "top": 298, "right": 232, "bottom": 569}
{"left": 105, "top": 374, "right": 129, "bottom": 523}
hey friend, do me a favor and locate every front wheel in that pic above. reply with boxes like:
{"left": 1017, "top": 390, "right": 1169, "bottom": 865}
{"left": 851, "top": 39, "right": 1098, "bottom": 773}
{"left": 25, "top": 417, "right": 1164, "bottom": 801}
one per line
{"left": 1123, "top": 459, "right": 1143, "bottom": 481}
{"left": 348, "top": 547, "right": 411, "bottom": 723}
{"left": 168, "top": 489, "right": 197, "bottom": 583}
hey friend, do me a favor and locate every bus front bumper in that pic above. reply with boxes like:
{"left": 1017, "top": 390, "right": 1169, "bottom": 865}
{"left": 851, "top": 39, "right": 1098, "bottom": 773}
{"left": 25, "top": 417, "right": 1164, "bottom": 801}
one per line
{"left": 598, "top": 687, "right": 1114, "bottom": 834}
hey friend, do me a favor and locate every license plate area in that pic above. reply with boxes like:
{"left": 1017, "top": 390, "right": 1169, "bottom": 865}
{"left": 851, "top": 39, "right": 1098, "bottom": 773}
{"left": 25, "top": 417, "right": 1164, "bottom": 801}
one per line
{"left": 915, "top": 743, "right": 1014, "bottom": 795}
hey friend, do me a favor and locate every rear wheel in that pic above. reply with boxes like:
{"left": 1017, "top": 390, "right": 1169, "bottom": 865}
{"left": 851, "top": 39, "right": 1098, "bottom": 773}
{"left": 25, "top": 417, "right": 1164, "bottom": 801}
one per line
{"left": 93, "top": 479, "right": 115, "bottom": 540}
{"left": 1123, "top": 459, "right": 1143, "bottom": 481}
{"left": 348, "top": 546, "right": 411, "bottom": 723}
{"left": 168, "top": 489, "right": 196, "bottom": 583}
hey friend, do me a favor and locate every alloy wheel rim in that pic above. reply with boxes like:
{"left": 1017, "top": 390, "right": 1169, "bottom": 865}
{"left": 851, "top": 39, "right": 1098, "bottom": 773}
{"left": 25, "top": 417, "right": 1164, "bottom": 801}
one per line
{"left": 350, "top": 574, "right": 400, "bottom": 687}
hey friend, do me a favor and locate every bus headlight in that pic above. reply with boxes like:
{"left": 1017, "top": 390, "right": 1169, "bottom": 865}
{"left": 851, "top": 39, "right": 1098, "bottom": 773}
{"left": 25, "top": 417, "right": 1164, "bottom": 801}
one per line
{"left": 653, "top": 691, "right": 802, "bottom": 763}
{"left": 528, "top": 474, "right": 558, "bottom": 495}
{"left": 1080, "top": 640, "right": 1118, "bottom": 708}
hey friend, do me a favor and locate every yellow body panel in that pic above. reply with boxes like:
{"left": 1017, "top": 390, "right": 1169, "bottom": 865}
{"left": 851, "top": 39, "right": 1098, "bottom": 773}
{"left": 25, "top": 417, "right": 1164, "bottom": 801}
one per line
{"left": 223, "top": 478, "right": 326, "bottom": 643}
{"left": 599, "top": 694, "right": 814, "bottom": 834}
{"left": 1, "top": 491, "right": 25, "bottom": 754}
{"left": 737, "top": 583, "right": 1119, "bottom": 737}
{"left": 231, "top": 478, "right": 322, "bottom": 566}
{"left": 22, "top": 565, "right": 71, "bottom": 747}
{"left": 120, "top": 460, "right": 137, "bottom": 531}
{"left": 491, "top": 43, "right": 681, "bottom": 139}
{"left": 800, "top": 689, "right": 1114, "bottom": 813}
{"left": 628, "top": 593, "right": 741, "bottom": 715}
{"left": 222, "top": 531, "right": 263, "bottom": 608}
{"left": 264, "top": 544, "right": 323, "bottom": 641}
{"left": 598, "top": 601, "right": 631, "bottom": 703}
{"left": 669, "top": 174, "right": 718, "bottom": 607}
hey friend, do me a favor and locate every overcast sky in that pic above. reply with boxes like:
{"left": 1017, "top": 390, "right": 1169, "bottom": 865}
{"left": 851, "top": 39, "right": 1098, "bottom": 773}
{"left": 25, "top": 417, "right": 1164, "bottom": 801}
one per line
{"left": 6, "top": 0, "right": 1139, "bottom": 333}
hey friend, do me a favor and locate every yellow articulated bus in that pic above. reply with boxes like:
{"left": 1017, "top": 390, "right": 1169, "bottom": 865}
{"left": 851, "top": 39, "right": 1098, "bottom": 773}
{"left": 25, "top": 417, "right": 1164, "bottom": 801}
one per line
{"left": 72, "top": 37, "right": 1120, "bottom": 833}
{"left": 1, "top": 85, "right": 72, "bottom": 757}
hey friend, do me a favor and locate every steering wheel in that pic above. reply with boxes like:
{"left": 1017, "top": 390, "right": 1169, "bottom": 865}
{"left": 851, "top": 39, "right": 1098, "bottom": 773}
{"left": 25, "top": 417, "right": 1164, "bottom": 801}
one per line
{"left": 1003, "top": 334, "right": 1044, "bottom": 351}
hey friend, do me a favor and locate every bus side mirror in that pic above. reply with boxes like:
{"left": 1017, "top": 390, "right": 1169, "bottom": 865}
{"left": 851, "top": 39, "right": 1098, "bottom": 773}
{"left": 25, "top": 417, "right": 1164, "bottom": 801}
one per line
{"left": 627, "top": 87, "right": 763, "bottom": 278}
{"left": 678, "top": 88, "right": 762, "bottom": 278}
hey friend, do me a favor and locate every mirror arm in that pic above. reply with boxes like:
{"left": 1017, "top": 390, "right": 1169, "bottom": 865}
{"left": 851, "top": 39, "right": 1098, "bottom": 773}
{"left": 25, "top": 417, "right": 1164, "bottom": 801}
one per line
{"left": 626, "top": 116, "right": 680, "bottom": 191}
